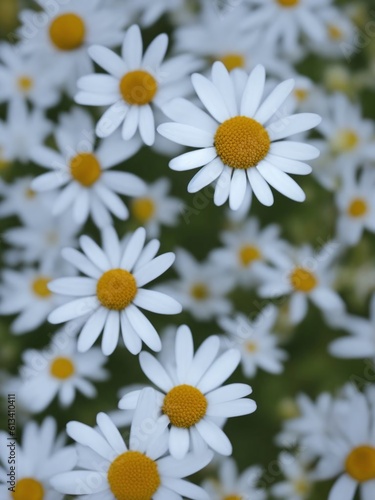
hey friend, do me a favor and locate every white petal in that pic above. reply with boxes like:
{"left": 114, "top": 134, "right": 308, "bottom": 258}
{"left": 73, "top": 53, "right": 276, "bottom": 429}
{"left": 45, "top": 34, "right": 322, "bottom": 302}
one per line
{"left": 206, "top": 383, "right": 252, "bottom": 404}
{"left": 120, "top": 227, "right": 146, "bottom": 271}
{"left": 240, "top": 64, "right": 266, "bottom": 117}
{"left": 328, "top": 474, "right": 357, "bottom": 500}
{"left": 187, "top": 158, "right": 224, "bottom": 193}
{"left": 157, "top": 123, "right": 214, "bottom": 148}
{"left": 122, "top": 25, "right": 142, "bottom": 70}
{"left": 77, "top": 74, "right": 119, "bottom": 94}
{"left": 96, "top": 413, "right": 127, "bottom": 454}
{"left": 102, "top": 226, "right": 121, "bottom": 268}
{"left": 101, "top": 310, "right": 120, "bottom": 355}
{"left": 134, "top": 289, "right": 182, "bottom": 314}
{"left": 121, "top": 105, "right": 139, "bottom": 141}
{"left": 191, "top": 73, "right": 230, "bottom": 123}
{"left": 96, "top": 102, "right": 128, "bottom": 138}
{"left": 206, "top": 399, "right": 256, "bottom": 417}
{"left": 162, "top": 98, "right": 218, "bottom": 133}
{"left": 270, "top": 141, "right": 320, "bottom": 160}
{"left": 139, "top": 351, "right": 174, "bottom": 392}
{"left": 125, "top": 305, "right": 162, "bottom": 351}
{"left": 247, "top": 167, "right": 274, "bottom": 206}
{"left": 254, "top": 79, "right": 295, "bottom": 124}
{"left": 61, "top": 248, "right": 101, "bottom": 279}
{"left": 257, "top": 161, "right": 306, "bottom": 202}
{"left": 169, "top": 427, "right": 190, "bottom": 460}
{"left": 120, "top": 311, "right": 143, "bottom": 355}
{"left": 186, "top": 336, "right": 221, "bottom": 387}
{"left": 195, "top": 419, "right": 232, "bottom": 455}
{"left": 267, "top": 113, "right": 321, "bottom": 141}
{"left": 48, "top": 277, "right": 97, "bottom": 296}
{"left": 88, "top": 45, "right": 127, "bottom": 78}
{"left": 214, "top": 165, "right": 232, "bottom": 206}
{"left": 170, "top": 148, "right": 217, "bottom": 172}
{"left": 134, "top": 252, "right": 175, "bottom": 287}
{"left": 67, "top": 421, "right": 114, "bottom": 461}
{"left": 211, "top": 61, "right": 238, "bottom": 117}
{"left": 48, "top": 297, "right": 99, "bottom": 324}
{"left": 139, "top": 104, "right": 155, "bottom": 146}
{"left": 80, "top": 235, "right": 111, "bottom": 271}
{"left": 229, "top": 169, "right": 247, "bottom": 211}
{"left": 142, "top": 33, "right": 168, "bottom": 70}
{"left": 197, "top": 349, "right": 241, "bottom": 394}
{"left": 266, "top": 154, "right": 312, "bottom": 175}
{"left": 77, "top": 307, "right": 109, "bottom": 352}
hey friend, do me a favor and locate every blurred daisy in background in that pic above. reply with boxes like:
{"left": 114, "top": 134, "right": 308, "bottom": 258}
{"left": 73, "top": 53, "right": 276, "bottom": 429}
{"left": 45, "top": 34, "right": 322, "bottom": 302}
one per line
{"left": 18, "top": 334, "right": 109, "bottom": 413}
{"left": 119, "top": 325, "right": 256, "bottom": 459}
{"left": 48, "top": 226, "right": 182, "bottom": 355}
{"left": 219, "top": 305, "right": 288, "bottom": 377}
{"left": 271, "top": 452, "right": 313, "bottom": 500}
{"left": 76, "top": 24, "right": 199, "bottom": 145}
{"left": 51, "top": 389, "right": 213, "bottom": 499}
{"left": 0, "top": 417, "right": 77, "bottom": 499}
{"left": 31, "top": 108, "right": 145, "bottom": 228}
{"left": 130, "top": 178, "right": 184, "bottom": 238}
{"left": 159, "top": 62, "right": 321, "bottom": 211}
{"left": 202, "top": 457, "right": 266, "bottom": 499}
{"left": 130, "top": 0, "right": 185, "bottom": 26}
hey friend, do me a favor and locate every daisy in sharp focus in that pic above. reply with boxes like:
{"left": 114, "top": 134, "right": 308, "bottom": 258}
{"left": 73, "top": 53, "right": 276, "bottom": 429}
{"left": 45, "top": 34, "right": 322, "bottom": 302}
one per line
{"left": 31, "top": 107, "right": 145, "bottom": 228}
{"left": 76, "top": 24, "right": 199, "bottom": 145}
{"left": 158, "top": 62, "right": 321, "bottom": 211}
{"left": 51, "top": 388, "right": 213, "bottom": 500}
{"left": 18, "top": 334, "right": 109, "bottom": 413}
{"left": 119, "top": 325, "right": 256, "bottom": 459}
{"left": 0, "top": 417, "right": 77, "bottom": 500}
{"left": 48, "top": 226, "right": 182, "bottom": 356}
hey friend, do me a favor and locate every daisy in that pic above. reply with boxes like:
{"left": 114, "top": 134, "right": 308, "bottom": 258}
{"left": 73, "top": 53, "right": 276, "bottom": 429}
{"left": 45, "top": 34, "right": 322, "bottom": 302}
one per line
{"left": 158, "top": 249, "right": 235, "bottom": 321}
{"left": 31, "top": 108, "right": 145, "bottom": 228}
{"left": 51, "top": 388, "right": 213, "bottom": 499}
{"left": 17, "top": 0, "right": 126, "bottom": 95}
{"left": 0, "top": 42, "right": 61, "bottom": 108}
{"left": 48, "top": 226, "right": 182, "bottom": 355}
{"left": 202, "top": 458, "right": 266, "bottom": 499}
{"left": 158, "top": 62, "right": 321, "bottom": 211}
{"left": 335, "top": 169, "right": 375, "bottom": 246}
{"left": 130, "top": 178, "right": 184, "bottom": 238}
{"left": 255, "top": 242, "right": 345, "bottom": 325}
{"left": 209, "top": 217, "right": 287, "bottom": 287}
{"left": 0, "top": 416, "right": 77, "bottom": 499}
{"left": 18, "top": 334, "right": 109, "bottom": 413}
{"left": 75, "top": 24, "right": 199, "bottom": 145}
{"left": 328, "top": 293, "right": 375, "bottom": 360}
{"left": 119, "top": 325, "right": 256, "bottom": 459}
{"left": 271, "top": 452, "right": 313, "bottom": 500}
{"left": 219, "top": 305, "right": 288, "bottom": 378}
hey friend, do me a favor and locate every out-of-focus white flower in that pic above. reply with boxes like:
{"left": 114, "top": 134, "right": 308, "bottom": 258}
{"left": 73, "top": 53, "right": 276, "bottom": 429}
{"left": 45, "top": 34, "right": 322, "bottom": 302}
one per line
{"left": 271, "top": 452, "right": 313, "bottom": 500}
{"left": 130, "top": 0, "right": 185, "bottom": 26}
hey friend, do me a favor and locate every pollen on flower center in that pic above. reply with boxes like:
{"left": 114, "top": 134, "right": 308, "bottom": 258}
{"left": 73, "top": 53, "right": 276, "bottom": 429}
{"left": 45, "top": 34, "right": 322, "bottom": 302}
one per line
{"left": 290, "top": 267, "right": 317, "bottom": 293}
{"left": 32, "top": 276, "right": 52, "bottom": 299}
{"left": 49, "top": 13, "right": 86, "bottom": 51}
{"left": 50, "top": 357, "right": 75, "bottom": 380}
{"left": 70, "top": 153, "right": 101, "bottom": 187}
{"left": 13, "top": 477, "right": 44, "bottom": 500}
{"left": 277, "top": 0, "right": 300, "bottom": 7}
{"left": 214, "top": 116, "right": 271, "bottom": 170}
{"left": 132, "top": 198, "right": 155, "bottom": 222}
{"left": 190, "top": 283, "right": 209, "bottom": 300}
{"left": 246, "top": 341, "right": 258, "bottom": 353}
{"left": 97, "top": 269, "right": 137, "bottom": 310}
{"left": 293, "top": 478, "right": 310, "bottom": 495}
{"left": 162, "top": 384, "right": 208, "bottom": 428}
{"left": 294, "top": 88, "right": 309, "bottom": 102}
{"left": 348, "top": 198, "right": 367, "bottom": 218}
{"left": 332, "top": 129, "right": 359, "bottom": 153}
{"left": 219, "top": 53, "right": 245, "bottom": 72}
{"left": 224, "top": 495, "right": 242, "bottom": 500}
{"left": 119, "top": 70, "right": 158, "bottom": 106}
{"left": 345, "top": 445, "right": 375, "bottom": 482}
{"left": 328, "top": 24, "right": 343, "bottom": 41}
{"left": 239, "top": 245, "right": 261, "bottom": 267}
{"left": 17, "top": 76, "right": 33, "bottom": 93}
{"left": 107, "top": 450, "right": 161, "bottom": 500}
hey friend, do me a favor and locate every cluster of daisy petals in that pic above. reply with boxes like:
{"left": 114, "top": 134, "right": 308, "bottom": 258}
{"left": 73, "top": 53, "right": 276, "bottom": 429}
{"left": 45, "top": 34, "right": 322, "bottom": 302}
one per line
{"left": 0, "top": 1, "right": 374, "bottom": 500}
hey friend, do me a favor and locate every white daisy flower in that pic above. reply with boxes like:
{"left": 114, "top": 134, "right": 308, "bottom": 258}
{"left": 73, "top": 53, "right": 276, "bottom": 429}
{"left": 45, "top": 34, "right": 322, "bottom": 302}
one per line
{"left": 202, "top": 458, "right": 266, "bottom": 499}
{"left": 18, "top": 333, "right": 109, "bottom": 413}
{"left": 75, "top": 24, "right": 198, "bottom": 145}
{"left": 0, "top": 263, "right": 67, "bottom": 334}
{"left": 271, "top": 452, "right": 313, "bottom": 500}
{"left": 48, "top": 226, "right": 182, "bottom": 355}
{"left": 255, "top": 242, "right": 345, "bottom": 325}
{"left": 0, "top": 416, "right": 77, "bottom": 499}
{"left": 51, "top": 388, "right": 213, "bottom": 500}
{"left": 18, "top": 0, "right": 126, "bottom": 95}
{"left": 209, "top": 217, "right": 287, "bottom": 287}
{"left": 119, "top": 325, "right": 256, "bottom": 459}
{"left": 130, "top": 0, "right": 185, "bottom": 26}
{"left": 159, "top": 248, "right": 235, "bottom": 321}
{"left": 31, "top": 107, "right": 145, "bottom": 228}
{"left": 335, "top": 169, "right": 375, "bottom": 246}
{"left": 219, "top": 305, "right": 288, "bottom": 378}
{"left": 328, "top": 293, "right": 375, "bottom": 360}
{"left": 0, "top": 98, "right": 51, "bottom": 164}
{"left": 158, "top": 62, "right": 321, "bottom": 211}
{"left": 0, "top": 42, "right": 61, "bottom": 108}
{"left": 130, "top": 178, "right": 184, "bottom": 238}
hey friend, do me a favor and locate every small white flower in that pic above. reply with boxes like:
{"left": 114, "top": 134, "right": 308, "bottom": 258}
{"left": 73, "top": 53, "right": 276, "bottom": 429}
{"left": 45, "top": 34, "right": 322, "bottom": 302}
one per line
{"left": 158, "top": 62, "right": 321, "bottom": 211}
{"left": 119, "top": 325, "right": 256, "bottom": 459}
{"left": 219, "top": 305, "right": 288, "bottom": 378}
{"left": 51, "top": 389, "right": 213, "bottom": 499}
{"left": 271, "top": 452, "right": 313, "bottom": 500}
{"left": 31, "top": 108, "right": 145, "bottom": 228}
{"left": 48, "top": 226, "right": 182, "bottom": 356}
{"left": 202, "top": 457, "right": 266, "bottom": 499}
{"left": 0, "top": 417, "right": 77, "bottom": 499}
{"left": 76, "top": 24, "right": 198, "bottom": 145}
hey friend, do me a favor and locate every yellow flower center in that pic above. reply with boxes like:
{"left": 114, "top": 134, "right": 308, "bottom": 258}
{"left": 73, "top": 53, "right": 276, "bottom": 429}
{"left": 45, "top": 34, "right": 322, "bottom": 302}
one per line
{"left": 107, "top": 451, "right": 161, "bottom": 500}
{"left": 224, "top": 496, "right": 242, "bottom": 500}
{"left": 332, "top": 129, "right": 359, "bottom": 153}
{"left": 277, "top": 0, "right": 299, "bottom": 7}
{"left": 294, "top": 88, "right": 309, "bottom": 102}
{"left": 238, "top": 245, "right": 261, "bottom": 267}
{"left": 162, "top": 384, "right": 208, "bottom": 428}
{"left": 50, "top": 357, "right": 75, "bottom": 380}
{"left": 190, "top": 283, "right": 209, "bottom": 300}
{"left": 13, "top": 477, "right": 44, "bottom": 500}
{"left": 290, "top": 267, "right": 317, "bottom": 293}
{"left": 17, "top": 76, "right": 33, "bottom": 93}
{"left": 49, "top": 13, "right": 86, "bottom": 51}
{"left": 246, "top": 341, "right": 258, "bottom": 353}
{"left": 25, "top": 187, "right": 36, "bottom": 199}
{"left": 97, "top": 269, "right": 137, "bottom": 311}
{"left": 70, "top": 153, "right": 101, "bottom": 187}
{"left": 328, "top": 24, "right": 344, "bottom": 41}
{"left": 345, "top": 445, "right": 375, "bottom": 482}
{"left": 32, "top": 277, "right": 52, "bottom": 299}
{"left": 348, "top": 197, "right": 368, "bottom": 218}
{"left": 214, "top": 116, "right": 270, "bottom": 170}
{"left": 293, "top": 478, "right": 310, "bottom": 495}
{"left": 119, "top": 70, "right": 158, "bottom": 106}
{"left": 219, "top": 53, "right": 245, "bottom": 72}
{"left": 132, "top": 198, "right": 155, "bottom": 222}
